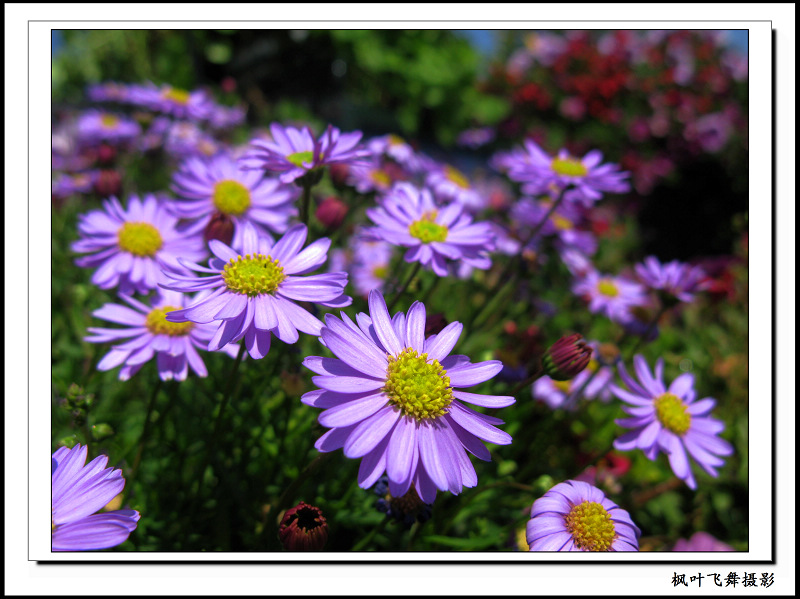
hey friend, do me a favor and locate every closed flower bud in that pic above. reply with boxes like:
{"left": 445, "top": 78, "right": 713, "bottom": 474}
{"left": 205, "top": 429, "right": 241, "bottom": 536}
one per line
{"left": 315, "top": 196, "right": 348, "bottom": 229}
{"left": 542, "top": 333, "right": 592, "bottom": 381}
{"left": 203, "top": 212, "right": 236, "bottom": 246}
{"left": 279, "top": 502, "right": 328, "bottom": 551}
{"left": 93, "top": 169, "right": 122, "bottom": 197}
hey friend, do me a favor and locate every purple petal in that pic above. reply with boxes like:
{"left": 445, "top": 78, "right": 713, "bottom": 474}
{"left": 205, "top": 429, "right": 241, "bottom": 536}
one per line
{"left": 343, "top": 406, "right": 399, "bottom": 458}
{"left": 447, "top": 360, "right": 503, "bottom": 387}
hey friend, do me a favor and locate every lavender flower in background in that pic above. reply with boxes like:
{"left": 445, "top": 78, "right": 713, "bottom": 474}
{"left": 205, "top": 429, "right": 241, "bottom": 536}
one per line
{"left": 240, "top": 123, "right": 370, "bottom": 184}
{"left": 76, "top": 110, "right": 141, "bottom": 146}
{"left": 161, "top": 222, "right": 351, "bottom": 360}
{"left": 672, "top": 531, "right": 735, "bottom": 552}
{"left": 128, "top": 82, "right": 215, "bottom": 121}
{"left": 170, "top": 152, "right": 297, "bottom": 249}
{"left": 426, "top": 164, "right": 486, "bottom": 211}
{"left": 163, "top": 121, "right": 220, "bottom": 159}
{"left": 52, "top": 444, "right": 140, "bottom": 551}
{"left": 635, "top": 256, "right": 709, "bottom": 303}
{"left": 85, "top": 289, "right": 235, "bottom": 381}
{"left": 302, "top": 290, "right": 514, "bottom": 504}
{"left": 611, "top": 355, "right": 733, "bottom": 490}
{"left": 365, "top": 182, "right": 496, "bottom": 277}
{"left": 501, "top": 140, "right": 630, "bottom": 206}
{"left": 72, "top": 194, "right": 207, "bottom": 295}
{"left": 527, "top": 479, "right": 640, "bottom": 551}
{"left": 456, "top": 126, "right": 496, "bottom": 149}
{"left": 348, "top": 234, "right": 394, "bottom": 297}
{"left": 86, "top": 81, "right": 132, "bottom": 104}
{"left": 367, "top": 134, "right": 423, "bottom": 173}
{"left": 572, "top": 270, "right": 647, "bottom": 325}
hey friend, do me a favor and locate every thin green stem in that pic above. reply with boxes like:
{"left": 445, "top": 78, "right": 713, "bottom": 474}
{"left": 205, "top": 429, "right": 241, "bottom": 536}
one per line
{"left": 130, "top": 378, "right": 163, "bottom": 480}
{"left": 299, "top": 180, "right": 313, "bottom": 228}
{"left": 273, "top": 453, "right": 334, "bottom": 525}
{"left": 388, "top": 261, "right": 422, "bottom": 311}
{"left": 352, "top": 517, "right": 390, "bottom": 552}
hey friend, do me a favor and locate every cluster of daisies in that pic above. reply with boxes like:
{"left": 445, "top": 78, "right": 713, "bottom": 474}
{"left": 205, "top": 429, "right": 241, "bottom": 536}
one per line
{"left": 54, "top": 80, "right": 732, "bottom": 553}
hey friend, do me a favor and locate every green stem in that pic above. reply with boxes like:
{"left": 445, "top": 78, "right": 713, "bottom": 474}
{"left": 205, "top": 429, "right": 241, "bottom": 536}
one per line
{"left": 352, "top": 516, "right": 390, "bottom": 552}
{"left": 273, "top": 453, "right": 334, "bottom": 525}
{"left": 508, "top": 367, "right": 544, "bottom": 399}
{"left": 299, "top": 180, "right": 313, "bottom": 228}
{"left": 130, "top": 378, "right": 163, "bottom": 480}
{"left": 388, "top": 262, "right": 422, "bottom": 311}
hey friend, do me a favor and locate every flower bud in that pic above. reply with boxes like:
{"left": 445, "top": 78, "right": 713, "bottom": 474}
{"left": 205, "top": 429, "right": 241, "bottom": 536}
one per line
{"left": 279, "top": 502, "right": 328, "bottom": 551}
{"left": 541, "top": 333, "right": 592, "bottom": 381}
{"left": 315, "top": 196, "right": 348, "bottom": 229}
{"left": 203, "top": 212, "right": 236, "bottom": 246}
{"left": 93, "top": 169, "right": 122, "bottom": 197}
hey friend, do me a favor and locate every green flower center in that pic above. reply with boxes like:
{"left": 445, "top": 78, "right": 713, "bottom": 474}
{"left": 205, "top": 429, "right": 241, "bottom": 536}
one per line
{"left": 408, "top": 211, "right": 448, "bottom": 244}
{"left": 597, "top": 279, "right": 619, "bottom": 298}
{"left": 383, "top": 348, "right": 454, "bottom": 421}
{"left": 654, "top": 392, "right": 691, "bottom": 435}
{"left": 551, "top": 157, "right": 588, "bottom": 177}
{"left": 212, "top": 180, "right": 251, "bottom": 216}
{"left": 286, "top": 151, "right": 315, "bottom": 168}
{"left": 145, "top": 306, "right": 194, "bottom": 336}
{"left": 163, "top": 87, "right": 190, "bottom": 104}
{"left": 222, "top": 253, "right": 285, "bottom": 297}
{"left": 117, "top": 222, "right": 163, "bottom": 257}
{"left": 372, "top": 265, "right": 388, "bottom": 279}
{"left": 388, "top": 134, "right": 406, "bottom": 147}
{"left": 445, "top": 166, "right": 470, "bottom": 189}
{"left": 564, "top": 501, "right": 616, "bottom": 551}
{"left": 100, "top": 114, "right": 120, "bottom": 128}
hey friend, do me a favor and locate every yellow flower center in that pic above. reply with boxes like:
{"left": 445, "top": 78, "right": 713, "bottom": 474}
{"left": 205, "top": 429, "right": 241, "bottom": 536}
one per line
{"left": 117, "top": 222, "right": 163, "bottom": 257}
{"left": 388, "top": 134, "right": 406, "bottom": 147}
{"left": 100, "top": 114, "right": 120, "bottom": 128}
{"left": 372, "top": 265, "right": 388, "bottom": 279}
{"left": 163, "top": 87, "right": 191, "bottom": 104}
{"left": 551, "top": 157, "right": 588, "bottom": 177}
{"left": 654, "top": 392, "right": 691, "bottom": 435}
{"left": 564, "top": 501, "right": 616, "bottom": 551}
{"left": 222, "top": 253, "right": 285, "bottom": 296}
{"left": 212, "top": 180, "right": 252, "bottom": 216}
{"left": 408, "top": 211, "right": 448, "bottom": 244}
{"left": 552, "top": 214, "right": 573, "bottom": 230}
{"left": 145, "top": 306, "right": 194, "bottom": 336}
{"left": 383, "top": 348, "right": 454, "bottom": 421}
{"left": 597, "top": 279, "right": 619, "bottom": 298}
{"left": 444, "top": 166, "right": 470, "bottom": 189}
{"left": 286, "top": 151, "right": 315, "bottom": 168}
{"left": 371, "top": 169, "right": 392, "bottom": 187}
{"left": 553, "top": 379, "right": 572, "bottom": 394}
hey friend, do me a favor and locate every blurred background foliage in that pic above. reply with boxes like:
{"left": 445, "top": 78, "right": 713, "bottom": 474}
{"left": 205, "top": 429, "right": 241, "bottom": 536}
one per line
{"left": 52, "top": 29, "right": 749, "bottom": 552}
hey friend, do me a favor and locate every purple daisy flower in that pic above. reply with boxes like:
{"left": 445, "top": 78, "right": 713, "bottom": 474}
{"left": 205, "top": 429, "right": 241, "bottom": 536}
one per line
{"left": 611, "top": 355, "right": 734, "bottom": 490}
{"left": 72, "top": 194, "right": 207, "bottom": 295}
{"left": 302, "top": 290, "right": 514, "bottom": 504}
{"left": 504, "top": 140, "right": 630, "bottom": 206}
{"left": 84, "top": 289, "right": 234, "bottom": 381}
{"left": 163, "top": 121, "right": 221, "bottom": 159}
{"left": 240, "top": 123, "right": 370, "bottom": 184}
{"left": 367, "top": 134, "right": 423, "bottom": 172}
{"left": 572, "top": 270, "right": 647, "bottom": 325}
{"left": 527, "top": 480, "right": 640, "bottom": 551}
{"left": 426, "top": 164, "right": 486, "bottom": 211}
{"left": 170, "top": 152, "right": 297, "bottom": 249}
{"left": 51, "top": 444, "right": 140, "bottom": 551}
{"left": 128, "top": 82, "right": 214, "bottom": 121}
{"left": 635, "top": 256, "right": 709, "bottom": 303}
{"left": 76, "top": 110, "right": 141, "bottom": 146}
{"left": 365, "top": 183, "right": 496, "bottom": 277}
{"left": 86, "top": 81, "right": 132, "bottom": 104}
{"left": 161, "top": 222, "right": 351, "bottom": 359}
